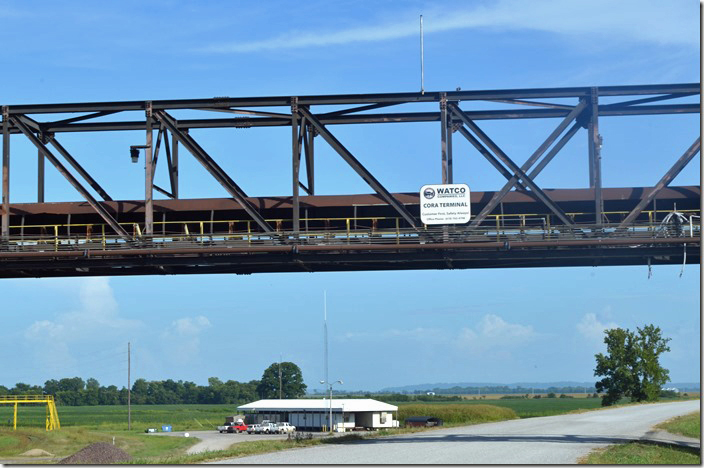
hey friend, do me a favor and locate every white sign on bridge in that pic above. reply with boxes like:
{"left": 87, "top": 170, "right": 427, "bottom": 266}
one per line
{"left": 420, "top": 184, "right": 471, "bottom": 225}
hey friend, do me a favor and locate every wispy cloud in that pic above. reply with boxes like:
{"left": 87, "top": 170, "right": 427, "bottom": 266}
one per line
{"left": 341, "top": 314, "right": 537, "bottom": 354}
{"left": 454, "top": 314, "right": 537, "bottom": 352}
{"left": 196, "top": 0, "right": 697, "bottom": 54}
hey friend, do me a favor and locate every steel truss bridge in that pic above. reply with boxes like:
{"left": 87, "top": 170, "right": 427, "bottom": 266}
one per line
{"left": 0, "top": 83, "right": 700, "bottom": 278}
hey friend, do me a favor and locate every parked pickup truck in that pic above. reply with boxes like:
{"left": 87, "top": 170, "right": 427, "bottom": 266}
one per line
{"left": 259, "top": 422, "right": 277, "bottom": 434}
{"left": 274, "top": 422, "right": 296, "bottom": 434}
{"left": 226, "top": 422, "right": 248, "bottom": 433}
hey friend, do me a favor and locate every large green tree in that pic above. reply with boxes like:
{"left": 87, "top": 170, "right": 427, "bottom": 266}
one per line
{"left": 257, "top": 362, "right": 307, "bottom": 399}
{"left": 594, "top": 324, "right": 671, "bottom": 406}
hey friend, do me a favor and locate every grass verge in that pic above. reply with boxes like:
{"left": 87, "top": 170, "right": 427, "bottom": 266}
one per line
{"left": 656, "top": 411, "right": 700, "bottom": 439}
{"left": 580, "top": 441, "right": 701, "bottom": 464}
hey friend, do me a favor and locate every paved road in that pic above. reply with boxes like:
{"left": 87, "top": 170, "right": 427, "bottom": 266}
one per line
{"left": 208, "top": 400, "right": 700, "bottom": 464}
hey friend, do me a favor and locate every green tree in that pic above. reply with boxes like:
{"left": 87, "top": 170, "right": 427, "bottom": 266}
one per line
{"left": 256, "top": 362, "right": 307, "bottom": 399}
{"left": 594, "top": 324, "right": 671, "bottom": 406}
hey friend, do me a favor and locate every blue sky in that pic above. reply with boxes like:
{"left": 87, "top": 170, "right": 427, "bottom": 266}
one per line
{"left": 0, "top": 0, "right": 700, "bottom": 392}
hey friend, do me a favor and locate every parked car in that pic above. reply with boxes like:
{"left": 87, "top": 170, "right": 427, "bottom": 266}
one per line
{"left": 246, "top": 424, "right": 261, "bottom": 434}
{"left": 273, "top": 422, "right": 296, "bottom": 434}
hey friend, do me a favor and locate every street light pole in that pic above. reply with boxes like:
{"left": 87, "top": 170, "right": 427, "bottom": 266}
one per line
{"left": 320, "top": 379, "right": 343, "bottom": 432}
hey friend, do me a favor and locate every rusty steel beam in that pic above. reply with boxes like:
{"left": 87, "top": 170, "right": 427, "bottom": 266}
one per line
{"left": 154, "top": 110, "right": 275, "bottom": 234}
{"left": 5, "top": 83, "right": 697, "bottom": 115}
{"left": 10, "top": 116, "right": 132, "bottom": 241}
{"left": 619, "top": 138, "right": 701, "bottom": 227}
{"left": 299, "top": 107, "right": 419, "bottom": 228}
{"left": 456, "top": 126, "right": 528, "bottom": 190}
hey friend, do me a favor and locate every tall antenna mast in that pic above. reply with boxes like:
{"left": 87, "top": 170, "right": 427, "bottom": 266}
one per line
{"left": 420, "top": 15, "right": 425, "bottom": 94}
{"left": 323, "top": 290, "right": 328, "bottom": 388}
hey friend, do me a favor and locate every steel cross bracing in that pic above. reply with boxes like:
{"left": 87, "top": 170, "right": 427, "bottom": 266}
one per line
{"left": 0, "top": 83, "right": 700, "bottom": 278}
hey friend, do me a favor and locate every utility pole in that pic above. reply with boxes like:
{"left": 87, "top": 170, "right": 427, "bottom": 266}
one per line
{"left": 279, "top": 354, "right": 283, "bottom": 399}
{"left": 127, "top": 342, "right": 131, "bottom": 431}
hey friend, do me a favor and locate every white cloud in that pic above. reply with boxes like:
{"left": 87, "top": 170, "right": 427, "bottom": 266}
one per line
{"left": 577, "top": 312, "right": 619, "bottom": 343}
{"left": 160, "top": 316, "right": 212, "bottom": 363}
{"left": 196, "top": 0, "right": 697, "bottom": 54}
{"left": 24, "top": 277, "right": 142, "bottom": 375}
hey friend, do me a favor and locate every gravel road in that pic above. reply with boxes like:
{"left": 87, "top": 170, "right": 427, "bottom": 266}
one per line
{"left": 208, "top": 400, "right": 700, "bottom": 464}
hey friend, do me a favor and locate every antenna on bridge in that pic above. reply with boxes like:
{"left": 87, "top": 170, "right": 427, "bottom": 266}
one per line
{"left": 420, "top": 15, "right": 425, "bottom": 95}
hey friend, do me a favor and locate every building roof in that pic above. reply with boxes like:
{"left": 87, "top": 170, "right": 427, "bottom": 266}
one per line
{"left": 237, "top": 398, "right": 398, "bottom": 412}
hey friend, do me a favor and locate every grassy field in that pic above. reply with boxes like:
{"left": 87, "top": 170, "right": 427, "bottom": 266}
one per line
{"left": 392, "top": 397, "right": 606, "bottom": 418}
{"left": 0, "top": 404, "right": 237, "bottom": 432}
{"left": 656, "top": 411, "right": 701, "bottom": 439}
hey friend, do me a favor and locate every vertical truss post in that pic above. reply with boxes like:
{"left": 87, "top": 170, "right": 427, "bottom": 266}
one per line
{"left": 446, "top": 102, "right": 454, "bottom": 184}
{"left": 588, "top": 88, "right": 603, "bottom": 226}
{"left": 171, "top": 131, "right": 179, "bottom": 198}
{"left": 305, "top": 124, "right": 315, "bottom": 195}
{"left": 1, "top": 106, "right": 9, "bottom": 240}
{"left": 440, "top": 93, "right": 450, "bottom": 184}
{"left": 37, "top": 138, "right": 45, "bottom": 203}
{"left": 145, "top": 101, "right": 154, "bottom": 236}
{"left": 291, "top": 98, "right": 300, "bottom": 234}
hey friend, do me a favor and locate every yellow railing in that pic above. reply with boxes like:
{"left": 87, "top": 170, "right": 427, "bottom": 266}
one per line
{"left": 3, "top": 209, "right": 700, "bottom": 248}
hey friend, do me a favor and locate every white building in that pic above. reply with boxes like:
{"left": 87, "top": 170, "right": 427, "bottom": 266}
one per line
{"left": 237, "top": 399, "right": 399, "bottom": 432}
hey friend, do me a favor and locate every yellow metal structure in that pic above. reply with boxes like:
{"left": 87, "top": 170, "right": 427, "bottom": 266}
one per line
{"left": 0, "top": 395, "right": 60, "bottom": 431}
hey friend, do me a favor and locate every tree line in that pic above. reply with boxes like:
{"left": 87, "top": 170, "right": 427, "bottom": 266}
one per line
{"left": 0, "top": 362, "right": 307, "bottom": 406}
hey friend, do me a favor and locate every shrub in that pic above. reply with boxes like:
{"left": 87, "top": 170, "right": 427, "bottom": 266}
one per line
{"left": 547, "top": 392, "right": 556, "bottom": 398}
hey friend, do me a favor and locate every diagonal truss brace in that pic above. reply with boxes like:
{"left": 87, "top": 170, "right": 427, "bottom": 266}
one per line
{"left": 299, "top": 107, "right": 419, "bottom": 229}
{"left": 11, "top": 117, "right": 132, "bottom": 241}
{"left": 154, "top": 110, "right": 275, "bottom": 234}
{"left": 450, "top": 105, "right": 582, "bottom": 228}
{"left": 450, "top": 100, "right": 588, "bottom": 227}
{"left": 618, "top": 137, "right": 701, "bottom": 227}
{"left": 44, "top": 133, "right": 113, "bottom": 201}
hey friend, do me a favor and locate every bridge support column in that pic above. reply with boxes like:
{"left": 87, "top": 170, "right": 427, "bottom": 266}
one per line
{"left": 2, "top": 106, "right": 9, "bottom": 241}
